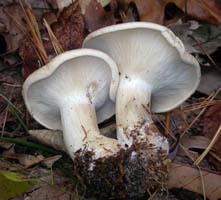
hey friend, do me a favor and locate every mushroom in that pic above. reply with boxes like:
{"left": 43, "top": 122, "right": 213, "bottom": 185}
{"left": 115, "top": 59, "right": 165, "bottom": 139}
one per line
{"left": 22, "top": 49, "right": 121, "bottom": 160}
{"left": 83, "top": 22, "right": 201, "bottom": 152}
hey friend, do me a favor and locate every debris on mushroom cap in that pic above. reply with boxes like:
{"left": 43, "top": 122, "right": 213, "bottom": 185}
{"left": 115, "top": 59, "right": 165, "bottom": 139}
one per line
{"left": 83, "top": 22, "right": 201, "bottom": 113}
{"left": 22, "top": 49, "right": 121, "bottom": 161}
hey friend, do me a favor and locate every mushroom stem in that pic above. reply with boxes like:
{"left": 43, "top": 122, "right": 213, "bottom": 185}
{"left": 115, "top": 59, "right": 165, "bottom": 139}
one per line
{"left": 116, "top": 77, "right": 169, "bottom": 153}
{"left": 60, "top": 102, "right": 120, "bottom": 160}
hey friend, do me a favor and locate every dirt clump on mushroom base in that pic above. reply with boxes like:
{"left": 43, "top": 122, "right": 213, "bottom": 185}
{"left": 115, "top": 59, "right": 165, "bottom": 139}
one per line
{"left": 73, "top": 138, "right": 169, "bottom": 199}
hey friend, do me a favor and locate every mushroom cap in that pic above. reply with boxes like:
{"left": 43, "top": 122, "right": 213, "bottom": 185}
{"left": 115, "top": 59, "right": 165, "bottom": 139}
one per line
{"left": 22, "top": 49, "right": 119, "bottom": 130}
{"left": 83, "top": 22, "right": 201, "bottom": 113}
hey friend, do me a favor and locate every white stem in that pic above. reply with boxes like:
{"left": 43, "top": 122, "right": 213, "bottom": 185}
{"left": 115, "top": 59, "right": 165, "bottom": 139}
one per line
{"left": 116, "top": 77, "right": 169, "bottom": 153}
{"left": 60, "top": 102, "right": 120, "bottom": 160}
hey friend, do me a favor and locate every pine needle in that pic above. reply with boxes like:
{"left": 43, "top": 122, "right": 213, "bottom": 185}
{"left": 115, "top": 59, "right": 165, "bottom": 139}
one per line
{"left": 43, "top": 18, "right": 64, "bottom": 55}
{"left": 18, "top": 0, "right": 48, "bottom": 65}
{"left": 194, "top": 124, "right": 221, "bottom": 166}
{"left": 180, "top": 88, "right": 220, "bottom": 138}
{"left": 165, "top": 112, "right": 171, "bottom": 136}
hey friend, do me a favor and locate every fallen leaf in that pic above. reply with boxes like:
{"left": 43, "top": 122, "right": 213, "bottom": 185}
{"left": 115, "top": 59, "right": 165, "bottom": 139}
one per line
{"left": 12, "top": 173, "right": 73, "bottom": 200}
{"left": 168, "top": 162, "right": 221, "bottom": 200}
{"left": 177, "top": 135, "right": 210, "bottom": 159}
{"left": 167, "top": 0, "right": 221, "bottom": 25}
{"left": 57, "top": 0, "right": 112, "bottom": 13}
{"left": 29, "top": 129, "right": 66, "bottom": 151}
{"left": 0, "top": 141, "right": 14, "bottom": 149}
{"left": 197, "top": 68, "right": 221, "bottom": 97}
{"left": 117, "top": 0, "right": 166, "bottom": 24}
{"left": 0, "top": 4, "right": 24, "bottom": 51}
{"left": 84, "top": 0, "right": 115, "bottom": 32}
{"left": 41, "top": 155, "right": 62, "bottom": 168}
{"left": 117, "top": 0, "right": 221, "bottom": 25}
{"left": 19, "top": 1, "right": 84, "bottom": 77}
{"left": 0, "top": 171, "right": 36, "bottom": 200}
{"left": 18, "top": 154, "right": 45, "bottom": 168}
{"left": 202, "top": 105, "right": 221, "bottom": 171}
{"left": 203, "top": 104, "right": 221, "bottom": 140}
{"left": 51, "top": 1, "right": 84, "bottom": 51}
{"left": 180, "top": 135, "right": 210, "bottom": 150}
{"left": 169, "top": 20, "right": 200, "bottom": 53}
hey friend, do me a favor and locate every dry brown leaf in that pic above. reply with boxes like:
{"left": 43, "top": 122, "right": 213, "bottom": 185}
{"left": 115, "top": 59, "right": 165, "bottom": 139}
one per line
{"left": 201, "top": 104, "right": 221, "bottom": 171}
{"left": 29, "top": 129, "right": 66, "bottom": 151}
{"left": 180, "top": 135, "right": 210, "bottom": 150}
{"left": 50, "top": 1, "right": 84, "bottom": 51}
{"left": 117, "top": 0, "right": 166, "bottom": 24}
{"left": 117, "top": 0, "right": 221, "bottom": 25}
{"left": 167, "top": 0, "right": 221, "bottom": 25}
{"left": 0, "top": 141, "right": 14, "bottom": 150}
{"left": 11, "top": 173, "right": 73, "bottom": 200}
{"left": 56, "top": 0, "right": 112, "bottom": 13}
{"left": 19, "top": 1, "right": 84, "bottom": 77}
{"left": 168, "top": 162, "right": 221, "bottom": 200}
{"left": 197, "top": 68, "right": 221, "bottom": 97}
{"left": 41, "top": 155, "right": 62, "bottom": 168}
{"left": 177, "top": 135, "right": 210, "bottom": 159}
{"left": 18, "top": 154, "right": 45, "bottom": 168}
{"left": 85, "top": 0, "right": 115, "bottom": 32}
{"left": 203, "top": 104, "right": 221, "bottom": 141}
{"left": 0, "top": 4, "right": 24, "bottom": 51}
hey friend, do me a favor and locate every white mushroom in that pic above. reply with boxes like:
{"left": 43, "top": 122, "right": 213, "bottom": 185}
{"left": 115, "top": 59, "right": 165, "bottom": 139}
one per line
{"left": 23, "top": 49, "right": 121, "bottom": 160}
{"left": 83, "top": 22, "right": 201, "bottom": 153}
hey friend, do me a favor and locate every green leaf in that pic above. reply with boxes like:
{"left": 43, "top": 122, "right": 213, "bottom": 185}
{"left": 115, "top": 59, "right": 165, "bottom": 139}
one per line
{"left": 0, "top": 171, "right": 37, "bottom": 200}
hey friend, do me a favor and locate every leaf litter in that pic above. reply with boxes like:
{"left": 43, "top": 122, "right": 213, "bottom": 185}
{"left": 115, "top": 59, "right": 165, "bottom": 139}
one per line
{"left": 0, "top": 0, "right": 221, "bottom": 199}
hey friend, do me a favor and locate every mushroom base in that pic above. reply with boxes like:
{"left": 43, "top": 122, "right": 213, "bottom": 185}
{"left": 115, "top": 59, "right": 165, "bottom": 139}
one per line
{"left": 73, "top": 141, "right": 170, "bottom": 199}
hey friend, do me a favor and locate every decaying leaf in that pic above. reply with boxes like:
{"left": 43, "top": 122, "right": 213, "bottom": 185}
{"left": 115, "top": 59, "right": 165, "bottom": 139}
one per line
{"left": 19, "top": 1, "right": 84, "bottom": 77}
{"left": 177, "top": 135, "right": 210, "bottom": 159}
{"left": 197, "top": 68, "right": 221, "bottom": 97}
{"left": 0, "top": 141, "right": 14, "bottom": 150}
{"left": 169, "top": 20, "right": 200, "bottom": 53}
{"left": 17, "top": 153, "right": 62, "bottom": 169}
{"left": 171, "top": 22, "right": 221, "bottom": 57}
{"left": 117, "top": 0, "right": 166, "bottom": 24}
{"left": 41, "top": 155, "right": 62, "bottom": 168}
{"left": 85, "top": 0, "right": 115, "bottom": 32}
{"left": 57, "top": 0, "right": 112, "bottom": 13}
{"left": 203, "top": 104, "right": 221, "bottom": 140}
{"left": 50, "top": 1, "right": 84, "bottom": 51}
{"left": 202, "top": 104, "right": 221, "bottom": 172}
{"left": 0, "top": 171, "right": 36, "bottom": 200}
{"left": 11, "top": 173, "right": 73, "bottom": 200}
{"left": 18, "top": 154, "right": 45, "bottom": 168}
{"left": 167, "top": 0, "right": 221, "bottom": 25}
{"left": 180, "top": 135, "right": 210, "bottom": 150}
{"left": 168, "top": 162, "right": 221, "bottom": 200}
{"left": 29, "top": 129, "right": 66, "bottom": 151}
{"left": 0, "top": 4, "right": 24, "bottom": 51}
{"left": 117, "top": 0, "right": 221, "bottom": 25}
